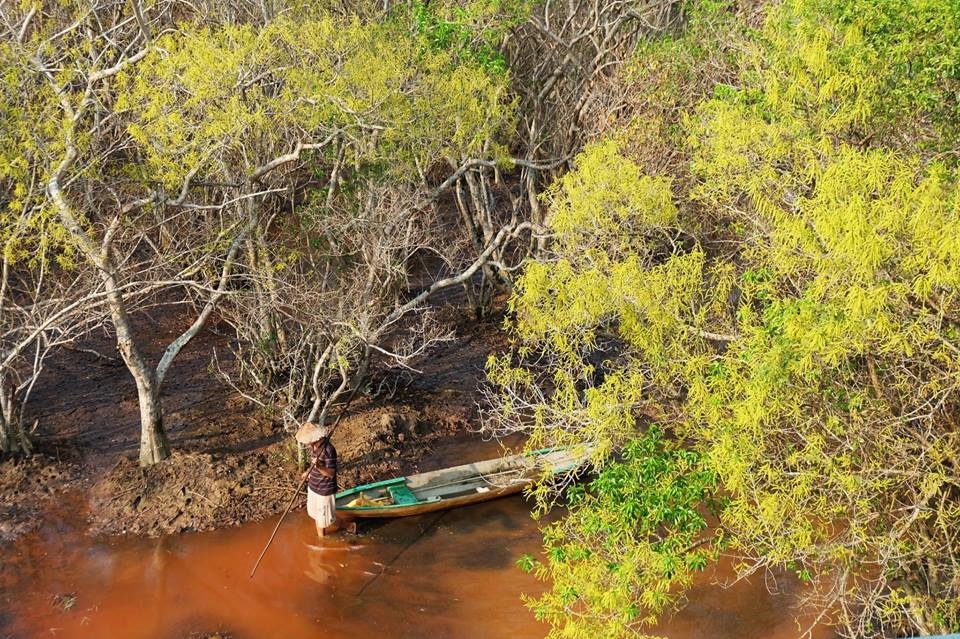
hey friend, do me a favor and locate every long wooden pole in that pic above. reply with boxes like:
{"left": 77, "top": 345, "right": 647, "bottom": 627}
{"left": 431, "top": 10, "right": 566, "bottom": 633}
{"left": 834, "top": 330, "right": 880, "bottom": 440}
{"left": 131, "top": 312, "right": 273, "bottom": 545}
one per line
{"left": 248, "top": 459, "right": 316, "bottom": 578}
{"left": 249, "top": 385, "right": 362, "bottom": 579}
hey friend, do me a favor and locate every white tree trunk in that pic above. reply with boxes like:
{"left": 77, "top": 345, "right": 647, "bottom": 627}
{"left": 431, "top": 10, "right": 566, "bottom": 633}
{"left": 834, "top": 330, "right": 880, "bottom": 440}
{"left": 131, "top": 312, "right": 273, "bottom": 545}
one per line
{"left": 102, "top": 273, "right": 170, "bottom": 466}
{"left": 0, "top": 413, "right": 9, "bottom": 454}
{"left": 134, "top": 374, "right": 168, "bottom": 466}
{"left": 0, "top": 382, "right": 30, "bottom": 456}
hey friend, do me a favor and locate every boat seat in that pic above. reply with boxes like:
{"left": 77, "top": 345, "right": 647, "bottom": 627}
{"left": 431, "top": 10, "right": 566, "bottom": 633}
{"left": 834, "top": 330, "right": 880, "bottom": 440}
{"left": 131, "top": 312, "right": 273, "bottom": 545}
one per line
{"left": 388, "top": 484, "right": 418, "bottom": 506}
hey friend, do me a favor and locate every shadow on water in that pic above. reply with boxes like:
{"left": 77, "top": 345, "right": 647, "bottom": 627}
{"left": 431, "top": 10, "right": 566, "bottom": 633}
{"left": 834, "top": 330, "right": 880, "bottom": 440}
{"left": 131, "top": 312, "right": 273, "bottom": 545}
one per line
{"left": 439, "top": 502, "right": 523, "bottom": 535}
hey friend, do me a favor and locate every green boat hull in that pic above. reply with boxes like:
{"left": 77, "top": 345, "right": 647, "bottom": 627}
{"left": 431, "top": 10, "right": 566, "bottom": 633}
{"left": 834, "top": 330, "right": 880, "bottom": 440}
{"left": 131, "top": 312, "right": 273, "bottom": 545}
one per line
{"left": 334, "top": 445, "right": 591, "bottom": 518}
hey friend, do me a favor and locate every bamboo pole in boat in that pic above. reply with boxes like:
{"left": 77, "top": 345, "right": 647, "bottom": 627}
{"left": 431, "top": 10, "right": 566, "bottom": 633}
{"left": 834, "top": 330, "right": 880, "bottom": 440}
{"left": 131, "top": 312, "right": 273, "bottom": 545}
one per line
{"left": 410, "top": 466, "right": 527, "bottom": 493}
{"left": 409, "top": 453, "right": 568, "bottom": 493}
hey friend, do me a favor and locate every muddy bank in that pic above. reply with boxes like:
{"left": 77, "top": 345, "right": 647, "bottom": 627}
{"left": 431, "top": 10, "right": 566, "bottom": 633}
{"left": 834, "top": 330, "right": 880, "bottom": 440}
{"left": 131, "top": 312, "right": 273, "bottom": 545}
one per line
{"left": 88, "top": 407, "right": 469, "bottom": 537}
{"left": 0, "top": 293, "right": 504, "bottom": 542}
{"left": 0, "top": 453, "right": 80, "bottom": 543}
{"left": 88, "top": 449, "right": 291, "bottom": 537}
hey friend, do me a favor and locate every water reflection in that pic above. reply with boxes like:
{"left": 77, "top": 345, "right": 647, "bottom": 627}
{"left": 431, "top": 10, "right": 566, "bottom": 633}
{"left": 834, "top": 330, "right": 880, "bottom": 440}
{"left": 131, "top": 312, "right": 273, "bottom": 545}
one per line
{"left": 0, "top": 495, "right": 832, "bottom": 639}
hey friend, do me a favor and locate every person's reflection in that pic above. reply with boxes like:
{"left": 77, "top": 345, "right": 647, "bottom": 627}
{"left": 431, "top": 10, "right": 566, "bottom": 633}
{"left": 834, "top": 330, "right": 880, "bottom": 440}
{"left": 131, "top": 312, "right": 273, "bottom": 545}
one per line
{"left": 303, "top": 535, "right": 365, "bottom": 586}
{"left": 304, "top": 548, "right": 335, "bottom": 585}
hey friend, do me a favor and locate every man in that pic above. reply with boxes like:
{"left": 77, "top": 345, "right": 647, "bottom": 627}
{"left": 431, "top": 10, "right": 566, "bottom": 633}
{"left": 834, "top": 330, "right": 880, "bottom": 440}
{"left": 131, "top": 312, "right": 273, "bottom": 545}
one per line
{"left": 295, "top": 421, "right": 356, "bottom": 538}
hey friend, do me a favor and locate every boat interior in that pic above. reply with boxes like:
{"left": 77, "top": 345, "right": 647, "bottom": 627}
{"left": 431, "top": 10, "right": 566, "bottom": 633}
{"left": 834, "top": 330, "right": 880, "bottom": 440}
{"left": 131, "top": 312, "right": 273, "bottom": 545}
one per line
{"left": 339, "top": 461, "right": 528, "bottom": 508}
{"left": 339, "top": 446, "right": 590, "bottom": 509}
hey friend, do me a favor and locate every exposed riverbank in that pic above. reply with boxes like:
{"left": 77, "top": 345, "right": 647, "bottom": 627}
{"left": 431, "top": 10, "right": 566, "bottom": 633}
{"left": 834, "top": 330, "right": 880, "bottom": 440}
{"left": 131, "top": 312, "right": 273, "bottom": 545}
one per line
{"left": 0, "top": 299, "right": 506, "bottom": 543}
{"left": 0, "top": 454, "right": 79, "bottom": 543}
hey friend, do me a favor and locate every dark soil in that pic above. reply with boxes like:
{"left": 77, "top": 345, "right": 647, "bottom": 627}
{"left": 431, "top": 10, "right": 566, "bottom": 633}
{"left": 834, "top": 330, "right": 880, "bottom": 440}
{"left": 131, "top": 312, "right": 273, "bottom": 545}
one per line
{"left": 87, "top": 405, "right": 470, "bottom": 537}
{"left": 0, "top": 453, "right": 80, "bottom": 542}
{"left": 0, "top": 295, "right": 508, "bottom": 541}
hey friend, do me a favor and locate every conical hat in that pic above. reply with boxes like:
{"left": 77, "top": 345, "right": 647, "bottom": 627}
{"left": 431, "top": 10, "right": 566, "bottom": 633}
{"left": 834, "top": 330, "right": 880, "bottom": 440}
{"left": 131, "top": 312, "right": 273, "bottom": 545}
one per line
{"left": 295, "top": 422, "right": 332, "bottom": 444}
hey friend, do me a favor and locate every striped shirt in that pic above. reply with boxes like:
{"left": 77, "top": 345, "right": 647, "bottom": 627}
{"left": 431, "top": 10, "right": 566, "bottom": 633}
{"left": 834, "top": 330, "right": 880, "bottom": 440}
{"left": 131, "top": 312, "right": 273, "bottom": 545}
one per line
{"left": 308, "top": 440, "right": 338, "bottom": 496}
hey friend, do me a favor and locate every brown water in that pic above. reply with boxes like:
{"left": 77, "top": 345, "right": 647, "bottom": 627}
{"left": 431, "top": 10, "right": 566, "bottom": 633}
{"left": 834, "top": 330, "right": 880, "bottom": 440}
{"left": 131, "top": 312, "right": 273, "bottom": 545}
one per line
{"left": 1, "top": 494, "right": 832, "bottom": 639}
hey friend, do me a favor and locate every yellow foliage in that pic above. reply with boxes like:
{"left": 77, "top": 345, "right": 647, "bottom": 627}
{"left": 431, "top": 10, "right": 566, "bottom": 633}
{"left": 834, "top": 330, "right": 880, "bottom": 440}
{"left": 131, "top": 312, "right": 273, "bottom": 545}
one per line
{"left": 546, "top": 140, "right": 677, "bottom": 257}
{"left": 494, "top": 1, "right": 960, "bottom": 636}
{"left": 0, "top": 39, "right": 73, "bottom": 267}
{"left": 118, "top": 15, "right": 512, "bottom": 189}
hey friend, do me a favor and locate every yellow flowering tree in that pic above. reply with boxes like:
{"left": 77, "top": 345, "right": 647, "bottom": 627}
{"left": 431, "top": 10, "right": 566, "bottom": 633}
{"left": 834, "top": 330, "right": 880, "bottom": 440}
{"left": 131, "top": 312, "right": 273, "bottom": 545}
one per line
{"left": 490, "top": 1, "right": 960, "bottom": 637}
{"left": 4, "top": 1, "right": 514, "bottom": 464}
{"left": 114, "top": 5, "right": 516, "bottom": 439}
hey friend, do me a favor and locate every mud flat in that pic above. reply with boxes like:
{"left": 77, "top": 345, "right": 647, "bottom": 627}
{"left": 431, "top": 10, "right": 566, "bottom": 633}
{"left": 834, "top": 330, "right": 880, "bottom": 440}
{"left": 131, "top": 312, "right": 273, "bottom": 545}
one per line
{"left": 0, "top": 454, "right": 79, "bottom": 543}
{"left": 1, "top": 302, "right": 504, "bottom": 542}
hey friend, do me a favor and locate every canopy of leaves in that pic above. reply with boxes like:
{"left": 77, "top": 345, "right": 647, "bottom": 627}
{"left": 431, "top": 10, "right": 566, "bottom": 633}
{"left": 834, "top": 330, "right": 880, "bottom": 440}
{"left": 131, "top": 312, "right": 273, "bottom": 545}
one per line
{"left": 0, "top": 32, "right": 78, "bottom": 267}
{"left": 412, "top": 0, "right": 531, "bottom": 74}
{"left": 117, "top": 11, "right": 514, "bottom": 189}
{"left": 520, "top": 426, "right": 718, "bottom": 637}
{"left": 490, "top": 1, "right": 960, "bottom": 637}
{"left": 752, "top": 0, "right": 960, "bottom": 149}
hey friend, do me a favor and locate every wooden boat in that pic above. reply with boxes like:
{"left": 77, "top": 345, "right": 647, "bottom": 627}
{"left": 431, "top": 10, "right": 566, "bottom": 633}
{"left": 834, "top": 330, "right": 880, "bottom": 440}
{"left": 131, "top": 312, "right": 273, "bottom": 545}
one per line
{"left": 335, "top": 446, "right": 592, "bottom": 518}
